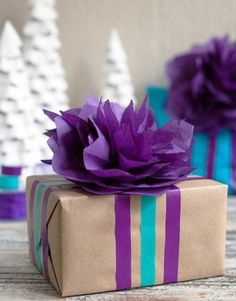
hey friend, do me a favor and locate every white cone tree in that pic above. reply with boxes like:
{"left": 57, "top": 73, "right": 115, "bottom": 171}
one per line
{"left": 102, "top": 29, "right": 136, "bottom": 107}
{"left": 0, "top": 21, "right": 42, "bottom": 178}
{"left": 23, "top": 0, "right": 69, "bottom": 158}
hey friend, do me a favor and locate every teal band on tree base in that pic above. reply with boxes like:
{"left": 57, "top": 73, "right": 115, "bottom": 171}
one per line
{"left": 0, "top": 175, "right": 19, "bottom": 189}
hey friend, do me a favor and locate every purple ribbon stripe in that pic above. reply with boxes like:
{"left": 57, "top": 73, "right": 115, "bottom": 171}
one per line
{"left": 164, "top": 186, "right": 181, "bottom": 283}
{"left": 1, "top": 166, "right": 22, "bottom": 176}
{"left": 115, "top": 194, "right": 132, "bottom": 290}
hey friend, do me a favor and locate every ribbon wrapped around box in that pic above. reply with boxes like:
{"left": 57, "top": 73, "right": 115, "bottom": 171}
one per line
{"left": 26, "top": 175, "right": 227, "bottom": 297}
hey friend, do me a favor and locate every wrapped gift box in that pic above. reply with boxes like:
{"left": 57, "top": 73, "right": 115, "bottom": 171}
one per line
{"left": 148, "top": 86, "right": 236, "bottom": 194}
{"left": 26, "top": 175, "right": 227, "bottom": 297}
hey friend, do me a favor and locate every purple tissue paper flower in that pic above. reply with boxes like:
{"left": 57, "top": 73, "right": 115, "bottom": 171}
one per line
{"left": 167, "top": 35, "right": 236, "bottom": 133}
{"left": 43, "top": 96, "right": 194, "bottom": 195}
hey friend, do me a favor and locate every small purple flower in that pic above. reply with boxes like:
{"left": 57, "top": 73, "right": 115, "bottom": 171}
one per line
{"left": 43, "top": 96, "right": 194, "bottom": 195}
{"left": 167, "top": 35, "right": 236, "bottom": 133}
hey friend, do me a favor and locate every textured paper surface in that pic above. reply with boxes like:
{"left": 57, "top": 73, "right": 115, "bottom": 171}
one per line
{"left": 59, "top": 192, "right": 116, "bottom": 296}
{"left": 26, "top": 176, "right": 227, "bottom": 297}
{"left": 176, "top": 179, "right": 227, "bottom": 281}
{"left": 156, "top": 193, "right": 166, "bottom": 284}
{"left": 130, "top": 195, "right": 141, "bottom": 288}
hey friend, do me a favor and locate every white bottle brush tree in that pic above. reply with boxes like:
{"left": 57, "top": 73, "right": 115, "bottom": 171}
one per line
{"left": 0, "top": 21, "right": 42, "bottom": 177}
{"left": 102, "top": 29, "right": 136, "bottom": 107}
{"left": 23, "top": 0, "right": 69, "bottom": 158}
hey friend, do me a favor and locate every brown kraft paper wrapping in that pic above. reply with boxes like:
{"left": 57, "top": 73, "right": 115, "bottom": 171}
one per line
{"left": 26, "top": 176, "right": 227, "bottom": 297}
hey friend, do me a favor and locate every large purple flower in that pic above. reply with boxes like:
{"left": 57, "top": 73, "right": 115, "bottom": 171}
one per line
{"left": 43, "top": 96, "right": 194, "bottom": 195}
{"left": 167, "top": 36, "right": 236, "bottom": 133}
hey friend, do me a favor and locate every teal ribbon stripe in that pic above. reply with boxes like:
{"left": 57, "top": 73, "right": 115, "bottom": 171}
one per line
{"left": 140, "top": 195, "right": 156, "bottom": 286}
{"left": 33, "top": 180, "right": 68, "bottom": 272}
{"left": 214, "top": 130, "right": 232, "bottom": 193}
{"left": 147, "top": 86, "right": 169, "bottom": 127}
{"left": 191, "top": 132, "right": 209, "bottom": 176}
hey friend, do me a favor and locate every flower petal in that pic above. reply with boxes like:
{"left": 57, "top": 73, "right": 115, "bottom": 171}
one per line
{"left": 83, "top": 134, "right": 110, "bottom": 170}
